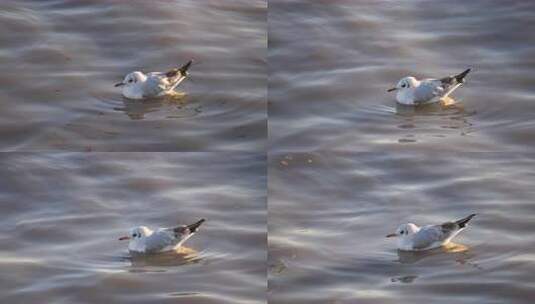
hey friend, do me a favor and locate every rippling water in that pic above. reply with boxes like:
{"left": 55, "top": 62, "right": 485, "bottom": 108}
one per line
{"left": 4, "top": 0, "right": 535, "bottom": 303}
{"left": 269, "top": 0, "right": 535, "bottom": 152}
{"left": 268, "top": 2, "right": 535, "bottom": 300}
{"left": 269, "top": 152, "right": 535, "bottom": 303}
{"left": 0, "top": 0, "right": 266, "bottom": 151}
{"left": 0, "top": 153, "right": 266, "bottom": 303}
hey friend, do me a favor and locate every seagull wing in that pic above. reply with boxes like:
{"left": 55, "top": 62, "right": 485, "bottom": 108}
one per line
{"left": 440, "top": 69, "right": 470, "bottom": 87}
{"left": 438, "top": 69, "right": 470, "bottom": 98}
{"left": 160, "top": 225, "right": 194, "bottom": 248}
{"left": 142, "top": 73, "right": 186, "bottom": 97}
{"left": 164, "top": 219, "right": 205, "bottom": 248}
{"left": 413, "top": 80, "right": 444, "bottom": 103}
{"left": 161, "top": 61, "right": 192, "bottom": 92}
{"left": 143, "top": 230, "right": 179, "bottom": 253}
{"left": 144, "top": 219, "right": 204, "bottom": 253}
{"left": 411, "top": 225, "right": 447, "bottom": 250}
{"left": 141, "top": 61, "right": 192, "bottom": 98}
{"left": 139, "top": 74, "right": 166, "bottom": 98}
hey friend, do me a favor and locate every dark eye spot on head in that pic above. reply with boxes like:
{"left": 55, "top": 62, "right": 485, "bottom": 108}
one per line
{"left": 133, "top": 233, "right": 137, "bottom": 237}
{"left": 128, "top": 79, "right": 133, "bottom": 83}
{"left": 401, "top": 83, "right": 406, "bottom": 88}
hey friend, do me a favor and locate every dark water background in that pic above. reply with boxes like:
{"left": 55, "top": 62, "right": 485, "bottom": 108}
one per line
{"left": 269, "top": 0, "right": 535, "bottom": 152}
{"left": 0, "top": 153, "right": 266, "bottom": 303}
{"left": 0, "top": 0, "right": 266, "bottom": 151}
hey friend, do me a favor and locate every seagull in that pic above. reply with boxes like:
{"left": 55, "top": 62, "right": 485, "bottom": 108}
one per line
{"left": 387, "top": 68, "right": 471, "bottom": 105}
{"left": 119, "top": 218, "right": 205, "bottom": 254}
{"left": 115, "top": 60, "right": 193, "bottom": 99}
{"left": 386, "top": 214, "right": 476, "bottom": 251}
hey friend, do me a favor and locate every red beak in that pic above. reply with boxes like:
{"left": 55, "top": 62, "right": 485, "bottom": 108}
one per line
{"left": 118, "top": 236, "right": 130, "bottom": 241}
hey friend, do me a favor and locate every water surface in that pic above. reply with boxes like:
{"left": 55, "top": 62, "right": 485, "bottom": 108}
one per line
{"left": 269, "top": 152, "right": 535, "bottom": 303}
{"left": 0, "top": 0, "right": 266, "bottom": 151}
{"left": 269, "top": 0, "right": 535, "bottom": 152}
{"left": 0, "top": 153, "right": 266, "bottom": 303}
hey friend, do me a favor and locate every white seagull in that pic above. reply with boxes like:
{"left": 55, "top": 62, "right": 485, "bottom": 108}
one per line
{"left": 387, "top": 68, "right": 471, "bottom": 105}
{"left": 119, "top": 218, "right": 205, "bottom": 254}
{"left": 386, "top": 214, "right": 476, "bottom": 251}
{"left": 115, "top": 60, "right": 192, "bottom": 99}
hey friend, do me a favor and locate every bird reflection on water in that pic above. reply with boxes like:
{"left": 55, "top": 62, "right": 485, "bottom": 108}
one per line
{"left": 396, "top": 242, "right": 471, "bottom": 264}
{"left": 394, "top": 98, "right": 477, "bottom": 143}
{"left": 390, "top": 243, "right": 481, "bottom": 284}
{"left": 125, "top": 246, "right": 203, "bottom": 271}
{"left": 112, "top": 93, "right": 203, "bottom": 120}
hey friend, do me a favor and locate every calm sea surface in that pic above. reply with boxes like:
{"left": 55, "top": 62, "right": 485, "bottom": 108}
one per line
{"left": 269, "top": 152, "right": 535, "bottom": 304}
{"left": 269, "top": 0, "right": 535, "bottom": 152}
{"left": 0, "top": 0, "right": 266, "bottom": 151}
{"left": 0, "top": 153, "right": 266, "bottom": 303}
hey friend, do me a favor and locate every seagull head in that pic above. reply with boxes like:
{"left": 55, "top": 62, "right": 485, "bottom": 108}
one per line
{"left": 119, "top": 226, "right": 152, "bottom": 241}
{"left": 115, "top": 71, "right": 146, "bottom": 87}
{"left": 387, "top": 76, "right": 418, "bottom": 92}
{"left": 119, "top": 226, "right": 152, "bottom": 251}
{"left": 386, "top": 223, "right": 420, "bottom": 239}
{"left": 115, "top": 71, "right": 147, "bottom": 99}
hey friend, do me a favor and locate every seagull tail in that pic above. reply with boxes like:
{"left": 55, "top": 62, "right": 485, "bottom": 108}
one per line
{"left": 455, "top": 213, "right": 476, "bottom": 228}
{"left": 454, "top": 68, "right": 471, "bottom": 84}
{"left": 178, "top": 60, "right": 193, "bottom": 75}
{"left": 186, "top": 218, "right": 205, "bottom": 233}
{"left": 165, "top": 60, "right": 193, "bottom": 78}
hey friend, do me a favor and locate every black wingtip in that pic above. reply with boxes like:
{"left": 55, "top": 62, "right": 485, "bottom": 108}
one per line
{"left": 179, "top": 60, "right": 193, "bottom": 74}
{"left": 187, "top": 218, "right": 205, "bottom": 233}
{"left": 456, "top": 213, "right": 476, "bottom": 228}
{"left": 455, "top": 68, "right": 471, "bottom": 83}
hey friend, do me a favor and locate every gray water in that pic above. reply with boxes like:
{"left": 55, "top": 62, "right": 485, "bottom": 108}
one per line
{"left": 0, "top": 0, "right": 266, "bottom": 151}
{"left": 0, "top": 153, "right": 266, "bottom": 303}
{"left": 269, "top": 152, "right": 535, "bottom": 303}
{"left": 269, "top": 0, "right": 535, "bottom": 152}
{"left": 268, "top": 0, "right": 535, "bottom": 303}
{"left": 2, "top": 0, "right": 535, "bottom": 303}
